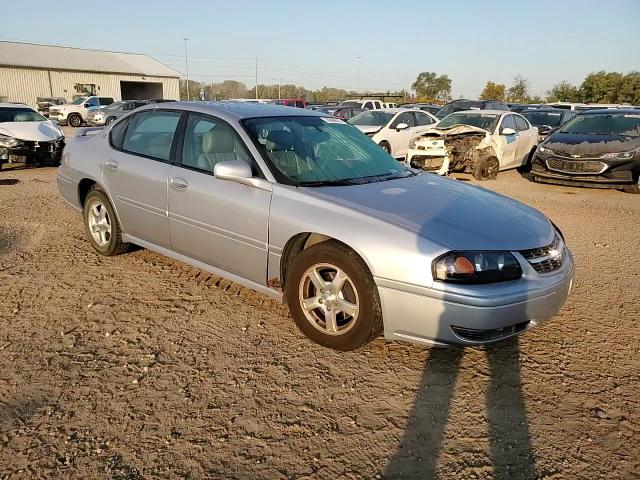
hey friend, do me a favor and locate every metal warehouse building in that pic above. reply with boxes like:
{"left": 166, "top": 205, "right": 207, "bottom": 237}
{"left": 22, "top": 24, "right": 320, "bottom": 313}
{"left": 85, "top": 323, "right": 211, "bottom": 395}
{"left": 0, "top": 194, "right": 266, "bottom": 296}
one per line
{"left": 0, "top": 41, "right": 181, "bottom": 108}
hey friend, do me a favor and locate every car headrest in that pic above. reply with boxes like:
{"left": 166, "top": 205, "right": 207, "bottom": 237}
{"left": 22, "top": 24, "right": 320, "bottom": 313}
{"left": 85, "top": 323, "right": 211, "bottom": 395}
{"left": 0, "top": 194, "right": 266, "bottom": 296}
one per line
{"left": 202, "top": 129, "right": 235, "bottom": 154}
{"left": 265, "top": 130, "right": 293, "bottom": 151}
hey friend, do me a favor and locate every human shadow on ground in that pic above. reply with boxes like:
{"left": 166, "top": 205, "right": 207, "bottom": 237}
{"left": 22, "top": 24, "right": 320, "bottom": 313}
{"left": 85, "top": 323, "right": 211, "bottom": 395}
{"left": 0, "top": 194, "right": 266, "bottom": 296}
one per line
{"left": 384, "top": 336, "right": 537, "bottom": 479}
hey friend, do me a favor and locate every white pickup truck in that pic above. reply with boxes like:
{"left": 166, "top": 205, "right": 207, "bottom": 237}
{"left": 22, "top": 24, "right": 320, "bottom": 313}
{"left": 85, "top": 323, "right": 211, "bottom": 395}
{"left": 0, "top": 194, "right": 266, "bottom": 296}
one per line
{"left": 48, "top": 96, "right": 115, "bottom": 127}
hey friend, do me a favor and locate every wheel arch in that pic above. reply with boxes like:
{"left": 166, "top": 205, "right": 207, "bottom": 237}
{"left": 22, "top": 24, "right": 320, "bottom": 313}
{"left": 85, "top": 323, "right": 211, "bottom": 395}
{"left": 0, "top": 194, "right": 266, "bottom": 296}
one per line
{"left": 279, "top": 232, "right": 374, "bottom": 290}
{"left": 77, "top": 177, "right": 125, "bottom": 229}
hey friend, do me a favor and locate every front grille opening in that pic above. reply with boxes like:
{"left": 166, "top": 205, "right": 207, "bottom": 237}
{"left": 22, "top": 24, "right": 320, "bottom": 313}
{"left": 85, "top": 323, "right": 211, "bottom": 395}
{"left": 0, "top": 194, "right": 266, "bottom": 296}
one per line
{"left": 451, "top": 321, "right": 530, "bottom": 342}
{"left": 520, "top": 235, "right": 564, "bottom": 274}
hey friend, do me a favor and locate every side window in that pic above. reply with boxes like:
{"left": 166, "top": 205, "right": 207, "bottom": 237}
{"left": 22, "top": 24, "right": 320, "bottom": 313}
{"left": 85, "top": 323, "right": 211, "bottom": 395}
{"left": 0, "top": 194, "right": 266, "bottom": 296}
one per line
{"left": 109, "top": 118, "right": 129, "bottom": 148}
{"left": 413, "top": 112, "right": 434, "bottom": 126}
{"left": 501, "top": 114, "right": 517, "bottom": 132}
{"left": 514, "top": 115, "right": 529, "bottom": 131}
{"left": 363, "top": 102, "right": 374, "bottom": 110}
{"left": 85, "top": 98, "right": 99, "bottom": 108}
{"left": 121, "top": 110, "right": 181, "bottom": 161}
{"left": 122, "top": 102, "right": 134, "bottom": 111}
{"left": 99, "top": 97, "right": 114, "bottom": 106}
{"left": 295, "top": 100, "right": 305, "bottom": 108}
{"left": 391, "top": 112, "right": 415, "bottom": 128}
{"left": 181, "top": 113, "right": 255, "bottom": 174}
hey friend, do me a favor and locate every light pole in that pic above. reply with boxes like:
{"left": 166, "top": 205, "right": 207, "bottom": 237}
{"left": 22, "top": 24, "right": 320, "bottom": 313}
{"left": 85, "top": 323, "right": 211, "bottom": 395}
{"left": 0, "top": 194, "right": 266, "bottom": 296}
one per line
{"left": 356, "top": 56, "right": 362, "bottom": 92}
{"left": 183, "top": 38, "right": 190, "bottom": 101}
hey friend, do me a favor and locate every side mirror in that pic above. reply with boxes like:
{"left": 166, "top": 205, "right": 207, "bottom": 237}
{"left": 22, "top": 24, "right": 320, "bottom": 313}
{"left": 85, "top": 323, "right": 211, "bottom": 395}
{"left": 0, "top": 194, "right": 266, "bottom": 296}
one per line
{"left": 213, "top": 160, "right": 271, "bottom": 191}
{"left": 501, "top": 127, "right": 516, "bottom": 136}
{"left": 395, "top": 122, "right": 409, "bottom": 131}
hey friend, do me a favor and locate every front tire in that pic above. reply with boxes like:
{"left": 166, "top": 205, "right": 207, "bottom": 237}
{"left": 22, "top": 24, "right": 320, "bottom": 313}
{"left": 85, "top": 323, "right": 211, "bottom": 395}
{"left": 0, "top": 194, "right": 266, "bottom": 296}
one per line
{"left": 379, "top": 141, "right": 392, "bottom": 155}
{"left": 68, "top": 114, "right": 82, "bottom": 128}
{"left": 105, "top": 116, "right": 116, "bottom": 126}
{"left": 473, "top": 156, "right": 499, "bottom": 180}
{"left": 285, "top": 240, "right": 383, "bottom": 351}
{"left": 83, "top": 187, "right": 130, "bottom": 256}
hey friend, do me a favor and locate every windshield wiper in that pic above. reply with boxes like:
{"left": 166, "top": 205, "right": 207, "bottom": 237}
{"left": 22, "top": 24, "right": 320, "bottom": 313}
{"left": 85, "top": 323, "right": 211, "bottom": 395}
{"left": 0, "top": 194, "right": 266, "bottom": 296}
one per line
{"left": 297, "top": 179, "right": 356, "bottom": 187}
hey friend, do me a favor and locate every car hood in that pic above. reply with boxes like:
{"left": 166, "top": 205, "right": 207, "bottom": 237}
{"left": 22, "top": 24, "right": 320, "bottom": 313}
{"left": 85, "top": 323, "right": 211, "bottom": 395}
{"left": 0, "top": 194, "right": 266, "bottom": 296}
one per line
{"left": 0, "top": 121, "right": 63, "bottom": 141}
{"left": 414, "top": 124, "right": 490, "bottom": 139}
{"left": 303, "top": 173, "right": 554, "bottom": 251}
{"left": 354, "top": 125, "right": 383, "bottom": 134}
{"left": 544, "top": 132, "right": 640, "bottom": 155}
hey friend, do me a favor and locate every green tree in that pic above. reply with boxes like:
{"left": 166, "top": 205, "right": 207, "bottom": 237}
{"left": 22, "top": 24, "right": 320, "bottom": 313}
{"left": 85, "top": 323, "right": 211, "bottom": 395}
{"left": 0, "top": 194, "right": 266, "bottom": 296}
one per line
{"left": 579, "top": 71, "right": 625, "bottom": 103}
{"left": 619, "top": 71, "right": 640, "bottom": 104}
{"left": 412, "top": 72, "right": 451, "bottom": 102}
{"left": 546, "top": 81, "right": 581, "bottom": 103}
{"left": 506, "top": 75, "right": 530, "bottom": 103}
{"left": 479, "top": 81, "right": 506, "bottom": 101}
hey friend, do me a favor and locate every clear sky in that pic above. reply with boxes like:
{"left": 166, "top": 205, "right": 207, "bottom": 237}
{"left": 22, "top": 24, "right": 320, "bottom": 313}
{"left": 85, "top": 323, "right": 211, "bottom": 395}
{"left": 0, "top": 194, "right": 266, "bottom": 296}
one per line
{"left": 3, "top": 0, "right": 639, "bottom": 98}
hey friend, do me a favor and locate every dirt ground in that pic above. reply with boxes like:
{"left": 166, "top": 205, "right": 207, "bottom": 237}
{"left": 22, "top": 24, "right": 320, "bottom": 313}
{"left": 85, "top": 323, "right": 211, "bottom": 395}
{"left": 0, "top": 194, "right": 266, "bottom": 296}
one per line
{"left": 0, "top": 162, "right": 638, "bottom": 479}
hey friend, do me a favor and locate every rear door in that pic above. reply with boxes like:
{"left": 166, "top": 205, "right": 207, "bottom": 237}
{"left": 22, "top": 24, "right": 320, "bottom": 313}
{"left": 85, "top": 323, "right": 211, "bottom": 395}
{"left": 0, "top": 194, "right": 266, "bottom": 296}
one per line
{"left": 514, "top": 114, "right": 536, "bottom": 164}
{"left": 495, "top": 114, "right": 519, "bottom": 169}
{"left": 167, "top": 112, "right": 271, "bottom": 284}
{"left": 103, "top": 109, "right": 182, "bottom": 248}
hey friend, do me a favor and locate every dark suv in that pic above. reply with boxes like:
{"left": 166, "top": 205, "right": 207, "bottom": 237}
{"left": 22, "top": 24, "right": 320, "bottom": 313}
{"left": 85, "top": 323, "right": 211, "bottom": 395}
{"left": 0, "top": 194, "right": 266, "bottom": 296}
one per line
{"left": 435, "top": 99, "right": 510, "bottom": 119}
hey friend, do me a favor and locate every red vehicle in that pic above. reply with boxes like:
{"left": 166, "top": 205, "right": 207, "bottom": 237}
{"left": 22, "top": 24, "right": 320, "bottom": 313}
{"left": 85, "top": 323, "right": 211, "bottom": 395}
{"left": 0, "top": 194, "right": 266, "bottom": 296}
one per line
{"left": 269, "top": 98, "right": 308, "bottom": 108}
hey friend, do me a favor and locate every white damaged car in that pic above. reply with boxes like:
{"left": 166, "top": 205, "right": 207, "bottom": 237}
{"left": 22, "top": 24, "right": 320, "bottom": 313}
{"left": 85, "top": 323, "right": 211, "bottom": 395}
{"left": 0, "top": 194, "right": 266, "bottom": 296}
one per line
{"left": 0, "top": 103, "right": 64, "bottom": 168}
{"left": 406, "top": 110, "right": 538, "bottom": 179}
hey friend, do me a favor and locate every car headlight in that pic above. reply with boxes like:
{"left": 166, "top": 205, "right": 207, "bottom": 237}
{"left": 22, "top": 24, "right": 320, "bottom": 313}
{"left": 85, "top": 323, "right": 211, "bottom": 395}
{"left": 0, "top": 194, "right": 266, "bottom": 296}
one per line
{"left": 432, "top": 251, "right": 522, "bottom": 284}
{"left": 538, "top": 146, "right": 555, "bottom": 155}
{"left": 0, "top": 134, "right": 20, "bottom": 148}
{"left": 600, "top": 150, "right": 637, "bottom": 160}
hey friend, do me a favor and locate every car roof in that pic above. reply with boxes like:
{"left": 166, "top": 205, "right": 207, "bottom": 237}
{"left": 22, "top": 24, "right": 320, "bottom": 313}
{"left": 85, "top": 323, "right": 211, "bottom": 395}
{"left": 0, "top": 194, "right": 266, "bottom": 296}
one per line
{"left": 521, "top": 108, "right": 569, "bottom": 113}
{"left": 575, "top": 108, "right": 640, "bottom": 115}
{"left": 133, "top": 100, "right": 324, "bottom": 121}
{"left": 0, "top": 102, "right": 33, "bottom": 109}
{"left": 448, "top": 109, "right": 508, "bottom": 115}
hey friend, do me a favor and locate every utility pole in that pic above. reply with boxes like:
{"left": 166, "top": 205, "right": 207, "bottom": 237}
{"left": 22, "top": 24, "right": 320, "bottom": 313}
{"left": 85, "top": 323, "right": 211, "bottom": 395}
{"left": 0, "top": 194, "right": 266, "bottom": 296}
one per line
{"left": 255, "top": 57, "right": 258, "bottom": 100}
{"left": 183, "top": 38, "right": 190, "bottom": 101}
{"left": 356, "top": 56, "right": 362, "bottom": 92}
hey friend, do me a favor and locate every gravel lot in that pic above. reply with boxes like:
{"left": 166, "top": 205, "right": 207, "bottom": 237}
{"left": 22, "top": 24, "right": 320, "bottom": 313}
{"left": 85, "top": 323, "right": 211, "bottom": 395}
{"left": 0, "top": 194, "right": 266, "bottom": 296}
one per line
{"left": 0, "top": 162, "right": 638, "bottom": 479}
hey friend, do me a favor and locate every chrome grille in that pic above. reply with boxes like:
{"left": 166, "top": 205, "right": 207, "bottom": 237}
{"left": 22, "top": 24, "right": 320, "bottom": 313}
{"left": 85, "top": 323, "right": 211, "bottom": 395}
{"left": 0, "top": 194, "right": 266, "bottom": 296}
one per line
{"left": 546, "top": 158, "right": 607, "bottom": 175}
{"left": 520, "top": 235, "right": 564, "bottom": 274}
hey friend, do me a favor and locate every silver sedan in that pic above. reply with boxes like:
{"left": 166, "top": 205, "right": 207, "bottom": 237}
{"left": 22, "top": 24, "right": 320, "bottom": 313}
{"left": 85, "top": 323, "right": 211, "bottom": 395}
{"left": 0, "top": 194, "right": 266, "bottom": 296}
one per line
{"left": 57, "top": 101, "right": 574, "bottom": 351}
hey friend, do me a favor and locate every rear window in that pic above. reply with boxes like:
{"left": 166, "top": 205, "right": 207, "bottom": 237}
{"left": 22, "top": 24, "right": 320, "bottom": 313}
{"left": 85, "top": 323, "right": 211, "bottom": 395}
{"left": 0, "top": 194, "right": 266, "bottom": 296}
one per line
{"left": 436, "top": 101, "right": 482, "bottom": 118}
{"left": 437, "top": 112, "right": 500, "bottom": 132}
{"left": 522, "top": 111, "right": 564, "bottom": 127}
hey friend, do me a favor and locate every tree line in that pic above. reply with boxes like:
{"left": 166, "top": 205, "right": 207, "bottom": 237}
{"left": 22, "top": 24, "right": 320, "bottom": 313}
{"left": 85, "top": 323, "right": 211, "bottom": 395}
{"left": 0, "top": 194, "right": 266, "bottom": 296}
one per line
{"left": 180, "top": 70, "right": 640, "bottom": 105}
{"left": 480, "top": 71, "right": 640, "bottom": 105}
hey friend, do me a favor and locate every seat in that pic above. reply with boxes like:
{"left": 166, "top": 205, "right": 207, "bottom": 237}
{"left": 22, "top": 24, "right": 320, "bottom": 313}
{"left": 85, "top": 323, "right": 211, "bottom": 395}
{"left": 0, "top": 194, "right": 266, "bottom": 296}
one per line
{"left": 265, "top": 130, "right": 308, "bottom": 176}
{"left": 197, "top": 129, "right": 237, "bottom": 171}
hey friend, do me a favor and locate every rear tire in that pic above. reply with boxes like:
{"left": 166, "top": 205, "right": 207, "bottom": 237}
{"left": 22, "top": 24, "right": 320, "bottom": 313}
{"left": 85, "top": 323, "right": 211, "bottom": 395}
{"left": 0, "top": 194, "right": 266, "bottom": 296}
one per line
{"left": 83, "top": 186, "right": 130, "bottom": 256}
{"left": 473, "top": 156, "right": 499, "bottom": 180}
{"left": 517, "top": 148, "right": 536, "bottom": 173}
{"left": 285, "top": 240, "right": 383, "bottom": 351}
{"left": 68, "top": 114, "right": 82, "bottom": 128}
{"left": 105, "top": 117, "right": 116, "bottom": 126}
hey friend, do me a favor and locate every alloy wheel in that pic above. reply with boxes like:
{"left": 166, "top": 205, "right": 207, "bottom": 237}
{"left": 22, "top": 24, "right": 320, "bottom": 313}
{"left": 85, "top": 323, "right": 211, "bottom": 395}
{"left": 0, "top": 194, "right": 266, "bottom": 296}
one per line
{"left": 298, "top": 263, "right": 359, "bottom": 336}
{"left": 87, "top": 199, "right": 112, "bottom": 247}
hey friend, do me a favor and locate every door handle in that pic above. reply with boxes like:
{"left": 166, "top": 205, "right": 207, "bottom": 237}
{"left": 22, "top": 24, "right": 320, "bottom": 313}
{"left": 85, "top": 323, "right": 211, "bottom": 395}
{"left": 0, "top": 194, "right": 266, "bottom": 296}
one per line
{"left": 170, "top": 177, "right": 189, "bottom": 191}
{"left": 104, "top": 159, "right": 119, "bottom": 171}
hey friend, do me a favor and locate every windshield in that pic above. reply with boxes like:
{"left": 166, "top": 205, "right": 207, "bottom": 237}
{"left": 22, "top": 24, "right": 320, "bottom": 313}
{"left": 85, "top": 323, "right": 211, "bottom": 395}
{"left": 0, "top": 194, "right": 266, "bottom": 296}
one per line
{"left": 242, "top": 116, "right": 413, "bottom": 186}
{"left": 559, "top": 113, "right": 640, "bottom": 137}
{"left": 348, "top": 111, "right": 394, "bottom": 127}
{"left": 437, "top": 113, "right": 500, "bottom": 132}
{"left": 522, "top": 111, "right": 564, "bottom": 127}
{"left": 339, "top": 101, "right": 360, "bottom": 108}
{"left": 0, "top": 108, "right": 47, "bottom": 123}
{"left": 71, "top": 97, "right": 87, "bottom": 105}
{"left": 103, "top": 101, "right": 127, "bottom": 111}
{"left": 436, "top": 101, "right": 482, "bottom": 118}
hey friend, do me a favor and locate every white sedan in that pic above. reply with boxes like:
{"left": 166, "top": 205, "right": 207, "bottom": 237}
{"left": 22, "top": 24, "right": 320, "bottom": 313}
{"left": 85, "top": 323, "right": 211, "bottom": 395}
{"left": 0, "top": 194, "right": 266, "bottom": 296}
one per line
{"left": 406, "top": 110, "right": 539, "bottom": 180}
{"left": 348, "top": 108, "right": 439, "bottom": 159}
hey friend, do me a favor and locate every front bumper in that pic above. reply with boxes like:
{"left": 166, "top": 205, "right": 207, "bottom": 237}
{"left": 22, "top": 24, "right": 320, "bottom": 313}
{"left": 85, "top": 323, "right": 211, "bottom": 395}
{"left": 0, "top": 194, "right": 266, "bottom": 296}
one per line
{"left": 48, "top": 111, "right": 68, "bottom": 126}
{"left": 531, "top": 154, "right": 639, "bottom": 190}
{"left": 86, "top": 118, "right": 106, "bottom": 126}
{"left": 377, "top": 249, "right": 574, "bottom": 347}
{"left": 0, "top": 138, "right": 64, "bottom": 166}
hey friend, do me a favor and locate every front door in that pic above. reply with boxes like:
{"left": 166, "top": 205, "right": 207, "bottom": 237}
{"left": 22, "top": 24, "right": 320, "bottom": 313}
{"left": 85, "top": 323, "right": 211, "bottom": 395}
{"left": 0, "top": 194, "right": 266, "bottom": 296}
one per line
{"left": 167, "top": 113, "right": 271, "bottom": 284}
{"left": 102, "top": 109, "right": 182, "bottom": 248}
{"left": 496, "top": 114, "right": 519, "bottom": 169}
{"left": 388, "top": 111, "right": 416, "bottom": 157}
